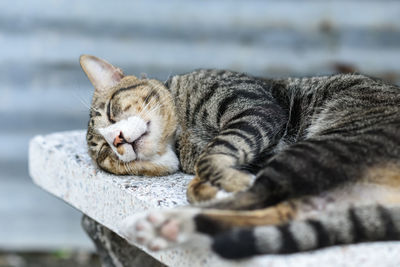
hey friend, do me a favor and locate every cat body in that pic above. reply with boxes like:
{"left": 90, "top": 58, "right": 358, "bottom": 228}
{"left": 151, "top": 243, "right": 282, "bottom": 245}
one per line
{"left": 80, "top": 55, "right": 400, "bottom": 259}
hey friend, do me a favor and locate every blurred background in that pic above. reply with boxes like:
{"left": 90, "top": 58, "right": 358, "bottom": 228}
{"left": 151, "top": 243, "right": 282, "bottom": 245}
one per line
{"left": 1, "top": 0, "right": 399, "bottom": 265}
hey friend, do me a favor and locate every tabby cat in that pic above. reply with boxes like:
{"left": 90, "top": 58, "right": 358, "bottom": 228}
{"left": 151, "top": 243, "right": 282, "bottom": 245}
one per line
{"left": 80, "top": 55, "right": 400, "bottom": 259}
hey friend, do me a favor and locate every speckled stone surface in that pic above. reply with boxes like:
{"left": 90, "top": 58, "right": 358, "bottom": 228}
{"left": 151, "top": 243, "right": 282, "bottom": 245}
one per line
{"left": 29, "top": 130, "right": 400, "bottom": 267}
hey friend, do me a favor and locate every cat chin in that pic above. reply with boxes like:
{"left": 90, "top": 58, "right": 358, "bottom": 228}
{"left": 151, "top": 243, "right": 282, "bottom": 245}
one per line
{"left": 115, "top": 145, "right": 137, "bottom": 162}
{"left": 117, "top": 145, "right": 178, "bottom": 169}
{"left": 113, "top": 141, "right": 163, "bottom": 162}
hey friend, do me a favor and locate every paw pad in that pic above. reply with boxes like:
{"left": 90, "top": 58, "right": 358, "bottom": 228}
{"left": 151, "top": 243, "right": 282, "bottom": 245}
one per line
{"left": 119, "top": 208, "right": 199, "bottom": 251}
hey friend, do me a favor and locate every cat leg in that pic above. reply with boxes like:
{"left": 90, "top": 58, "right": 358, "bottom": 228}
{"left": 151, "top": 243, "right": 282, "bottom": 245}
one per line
{"left": 212, "top": 204, "right": 400, "bottom": 258}
{"left": 120, "top": 197, "right": 400, "bottom": 258}
{"left": 211, "top": 170, "right": 400, "bottom": 258}
{"left": 196, "top": 122, "right": 400, "bottom": 209}
{"left": 119, "top": 200, "right": 298, "bottom": 251}
{"left": 245, "top": 126, "right": 400, "bottom": 206}
{"left": 187, "top": 104, "right": 287, "bottom": 203}
{"left": 120, "top": 177, "right": 400, "bottom": 257}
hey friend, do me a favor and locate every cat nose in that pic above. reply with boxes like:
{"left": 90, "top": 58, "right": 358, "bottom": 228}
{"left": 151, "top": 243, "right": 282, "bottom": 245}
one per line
{"left": 113, "top": 132, "right": 125, "bottom": 147}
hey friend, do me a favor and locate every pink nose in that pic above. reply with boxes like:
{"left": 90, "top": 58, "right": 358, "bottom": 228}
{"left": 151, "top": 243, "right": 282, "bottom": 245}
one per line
{"left": 113, "top": 132, "right": 125, "bottom": 147}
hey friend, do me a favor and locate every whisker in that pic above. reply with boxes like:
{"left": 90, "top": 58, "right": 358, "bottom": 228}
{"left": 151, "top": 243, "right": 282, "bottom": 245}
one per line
{"left": 74, "top": 94, "right": 93, "bottom": 111}
{"left": 164, "top": 72, "right": 173, "bottom": 84}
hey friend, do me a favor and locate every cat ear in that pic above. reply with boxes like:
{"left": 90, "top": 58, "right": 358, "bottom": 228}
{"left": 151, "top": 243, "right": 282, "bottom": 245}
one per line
{"left": 79, "top": 55, "right": 124, "bottom": 92}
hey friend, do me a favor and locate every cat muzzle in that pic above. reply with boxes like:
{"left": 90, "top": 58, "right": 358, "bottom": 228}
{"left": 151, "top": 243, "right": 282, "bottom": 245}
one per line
{"left": 113, "top": 131, "right": 148, "bottom": 153}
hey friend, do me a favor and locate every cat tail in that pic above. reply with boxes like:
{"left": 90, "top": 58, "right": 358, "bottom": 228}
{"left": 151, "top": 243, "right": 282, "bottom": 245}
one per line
{"left": 211, "top": 205, "right": 400, "bottom": 259}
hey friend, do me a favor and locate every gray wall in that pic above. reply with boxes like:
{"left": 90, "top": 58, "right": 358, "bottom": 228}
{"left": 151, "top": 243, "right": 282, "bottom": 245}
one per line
{"left": 1, "top": 0, "right": 399, "bottom": 250}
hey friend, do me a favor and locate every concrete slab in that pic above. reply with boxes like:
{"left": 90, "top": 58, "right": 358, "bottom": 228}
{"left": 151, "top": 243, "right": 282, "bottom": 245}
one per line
{"left": 29, "top": 130, "right": 400, "bottom": 267}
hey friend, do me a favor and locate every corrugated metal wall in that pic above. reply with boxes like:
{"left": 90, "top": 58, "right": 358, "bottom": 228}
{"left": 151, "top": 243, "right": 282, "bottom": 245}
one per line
{"left": 1, "top": 0, "right": 399, "bottom": 249}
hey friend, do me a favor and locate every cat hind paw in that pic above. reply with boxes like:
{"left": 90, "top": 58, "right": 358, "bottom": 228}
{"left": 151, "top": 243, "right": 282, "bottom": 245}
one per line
{"left": 119, "top": 208, "right": 200, "bottom": 251}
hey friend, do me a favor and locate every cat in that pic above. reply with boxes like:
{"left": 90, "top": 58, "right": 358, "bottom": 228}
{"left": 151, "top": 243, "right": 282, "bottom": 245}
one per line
{"left": 80, "top": 55, "right": 400, "bottom": 259}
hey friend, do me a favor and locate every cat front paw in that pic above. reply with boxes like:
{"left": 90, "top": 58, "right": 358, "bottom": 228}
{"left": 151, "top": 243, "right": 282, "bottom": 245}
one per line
{"left": 119, "top": 208, "right": 200, "bottom": 251}
{"left": 216, "top": 168, "right": 256, "bottom": 192}
{"left": 187, "top": 176, "right": 219, "bottom": 203}
{"left": 187, "top": 171, "right": 256, "bottom": 203}
{"left": 190, "top": 154, "right": 257, "bottom": 203}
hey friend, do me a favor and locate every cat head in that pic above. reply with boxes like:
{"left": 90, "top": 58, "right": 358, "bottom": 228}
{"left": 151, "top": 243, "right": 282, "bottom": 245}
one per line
{"left": 80, "top": 55, "right": 177, "bottom": 166}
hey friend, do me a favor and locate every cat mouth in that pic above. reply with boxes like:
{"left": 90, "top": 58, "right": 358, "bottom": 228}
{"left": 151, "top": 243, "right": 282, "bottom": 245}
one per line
{"left": 113, "top": 131, "right": 151, "bottom": 163}
{"left": 114, "top": 131, "right": 149, "bottom": 152}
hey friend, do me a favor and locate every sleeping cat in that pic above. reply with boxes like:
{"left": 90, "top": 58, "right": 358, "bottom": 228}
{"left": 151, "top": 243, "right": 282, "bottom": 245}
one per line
{"left": 80, "top": 55, "right": 400, "bottom": 259}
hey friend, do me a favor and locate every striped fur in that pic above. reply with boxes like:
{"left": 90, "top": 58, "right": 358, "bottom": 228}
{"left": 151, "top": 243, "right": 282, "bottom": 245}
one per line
{"left": 211, "top": 205, "right": 400, "bottom": 258}
{"left": 82, "top": 56, "right": 400, "bottom": 258}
